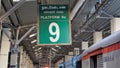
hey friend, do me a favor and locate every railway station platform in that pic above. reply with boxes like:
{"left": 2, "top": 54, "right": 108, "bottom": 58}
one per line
{"left": 0, "top": 0, "right": 120, "bottom": 68}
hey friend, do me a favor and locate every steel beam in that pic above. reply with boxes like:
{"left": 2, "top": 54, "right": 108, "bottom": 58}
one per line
{"left": 96, "top": 16, "right": 114, "bottom": 19}
{"left": 81, "top": 0, "right": 110, "bottom": 29}
{"left": 74, "top": 0, "right": 111, "bottom": 37}
{"left": 101, "top": 10, "right": 113, "bottom": 17}
{"left": 15, "top": 26, "right": 36, "bottom": 47}
{"left": 2, "top": 26, "right": 36, "bottom": 47}
{"left": 0, "top": 0, "right": 26, "bottom": 21}
{"left": 70, "top": 0, "right": 85, "bottom": 20}
{"left": 19, "top": 24, "right": 37, "bottom": 29}
{"left": 14, "top": 28, "right": 20, "bottom": 48}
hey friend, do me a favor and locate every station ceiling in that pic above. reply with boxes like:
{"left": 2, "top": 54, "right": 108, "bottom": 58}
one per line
{"left": 1, "top": 0, "right": 120, "bottom": 66}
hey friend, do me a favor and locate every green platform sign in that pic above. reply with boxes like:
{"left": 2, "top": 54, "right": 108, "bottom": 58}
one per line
{"left": 38, "top": 5, "right": 71, "bottom": 45}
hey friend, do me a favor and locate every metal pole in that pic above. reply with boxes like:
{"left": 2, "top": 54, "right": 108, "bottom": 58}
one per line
{"left": 39, "top": 59, "right": 40, "bottom": 68}
{"left": 0, "top": 21, "right": 2, "bottom": 46}
{"left": 0, "top": 22, "right": 2, "bottom": 51}
{"left": 19, "top": 24, "right": 37, "bottom": 29}
{"left": 14, "top": 28, "right": 20, "bottom": 48}
{"left": 16, "top": 26, "right": 36, "bottom": 46}
{"left": 63, "top": 56, "right": 65, "bottom": 68}
{"left": 2, "top": 26, "right": 35, "bottom": 68}
{"left": 0, "top": 0, "right": 26, "bottom": 21}
{"left": 49, "top": 50, "right": 51, "bottom": 68}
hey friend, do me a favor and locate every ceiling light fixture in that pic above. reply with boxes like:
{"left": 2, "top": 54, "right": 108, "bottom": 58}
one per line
{"left": 31, "top": 40, "right": 37, "bottom": 44}
{"left": 13, "top": 0, "right": 36, "bottom": 2}
{"left": 29, "top": 33, "right": 37, "bottom": 38}
{"left": 34, "top": 47, "right": 42, "bottom": 51}
{"left": 13, "top": 0, "right": 20, "bottom": 2}
{"left": 51, "top": 51, "right": 56, "bottom": 54}
{"left": 32, "top": 46, "right": 36, "bottom": 48}
{"left": 39, "top": 53, "right": 42, "bottom": 55}
{"left": 51, "top": 48, "right": 57, "bottom": 52}
{"left": 55, "top": 45, "right": 59, "bottom": 47}
{"left": 38, "top": 47, "right": 42, "bottom": 50}
{"left": 55, "top": 45, "right": 61, "bottom": 49}
{"left": 35, "top": 52, "right": 38, "bottom": 54}
{"left": 34, "top": 49, "right": 38, "bottom": 52}
{"left": 35, "top": 54, "right": 42, "bottom": 57}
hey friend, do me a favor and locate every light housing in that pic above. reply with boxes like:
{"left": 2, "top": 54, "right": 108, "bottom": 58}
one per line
{"left": 13, "top": 0, "right": 20, "bottom": 2}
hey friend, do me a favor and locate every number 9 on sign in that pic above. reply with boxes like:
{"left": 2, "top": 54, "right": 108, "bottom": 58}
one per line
{"left": 49, "top": 22, "right": 60, "bottom": 42}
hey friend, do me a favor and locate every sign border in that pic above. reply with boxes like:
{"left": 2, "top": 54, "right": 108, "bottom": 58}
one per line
{"left": 37, "top": 4, "right": 72, "bottom": 46}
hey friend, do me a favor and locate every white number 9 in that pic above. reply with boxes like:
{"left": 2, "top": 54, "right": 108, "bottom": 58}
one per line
{"left": 49, "top": 22, "right": 60, "bottom": 42}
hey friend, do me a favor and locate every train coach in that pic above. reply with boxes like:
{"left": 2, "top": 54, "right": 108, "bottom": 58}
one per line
{"left": 82, "top": 30, "right": 120, "bottom": 68}
{"left": 58, "top": 55, "right": 82, "bottom": 68}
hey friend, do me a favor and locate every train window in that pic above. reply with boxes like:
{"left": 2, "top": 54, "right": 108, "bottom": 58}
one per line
{"left": 97, "top": 55, "right": 103, "bottom": 68}
{"left": 76, "top": 60, "right": 82, "bottom": 68}
{"left": 90, "top": 55, "right": 97, "bottom": 68}
{"left": 90, "top": 54, "right": 103, "bottom": 68}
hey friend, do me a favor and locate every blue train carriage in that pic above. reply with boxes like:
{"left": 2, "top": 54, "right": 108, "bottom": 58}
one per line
{"left": 58, "top": 54, "right": 82, "bottom": 68}
{"left": 59, "top": 57, "right": 77, "bottom": 68}
{"left": 64, "top": 60, "right": 73, "bottom": 68}
{"left": 72, "top": 55, "right": 82, "bottom": 68}
{"left": 64, "top": 55, "right": 82, "bottom": 68}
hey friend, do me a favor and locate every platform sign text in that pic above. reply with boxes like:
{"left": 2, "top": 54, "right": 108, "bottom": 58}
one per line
{"left": 38, "top": 5, "right": 71, "bottom": 45}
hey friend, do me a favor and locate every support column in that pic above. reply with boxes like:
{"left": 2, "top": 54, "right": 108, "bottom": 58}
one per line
{"left": 82, "top": 42, "right": 88, "bottom": 50}
{"left": 19, "top": 46, "right": 24, "bottom": 68}
{"left": 111, "top": 18, "right": 120, "bottom": 34}
{"left": 65, "top": 52, "right": 73, "bottom": 62}
{"left": 93, "top": 32, "right": 102, "bottom": 43}
{"left": 0, "top": 23, "right": 2, "bottom": 47}
{"left": 73, "top": 48, "right": 80, "bottom": 55}
{"left": 68, "top": 52, "right": 73, "bottom": 59}
{"left": 0, "top": 28, "right": 11, "bottom": 68}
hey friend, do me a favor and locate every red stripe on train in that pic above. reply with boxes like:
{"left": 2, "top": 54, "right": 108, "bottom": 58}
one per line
{"left": 82, "top": 42, "right": 120, "bottom": 60}
{"left": 103, "top": 42, "right": 120, "bottom": 54}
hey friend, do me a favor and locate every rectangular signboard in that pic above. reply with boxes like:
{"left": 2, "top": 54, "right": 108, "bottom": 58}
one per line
{"left": 38, "top": 5, "right": 71, "bottom": 45}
